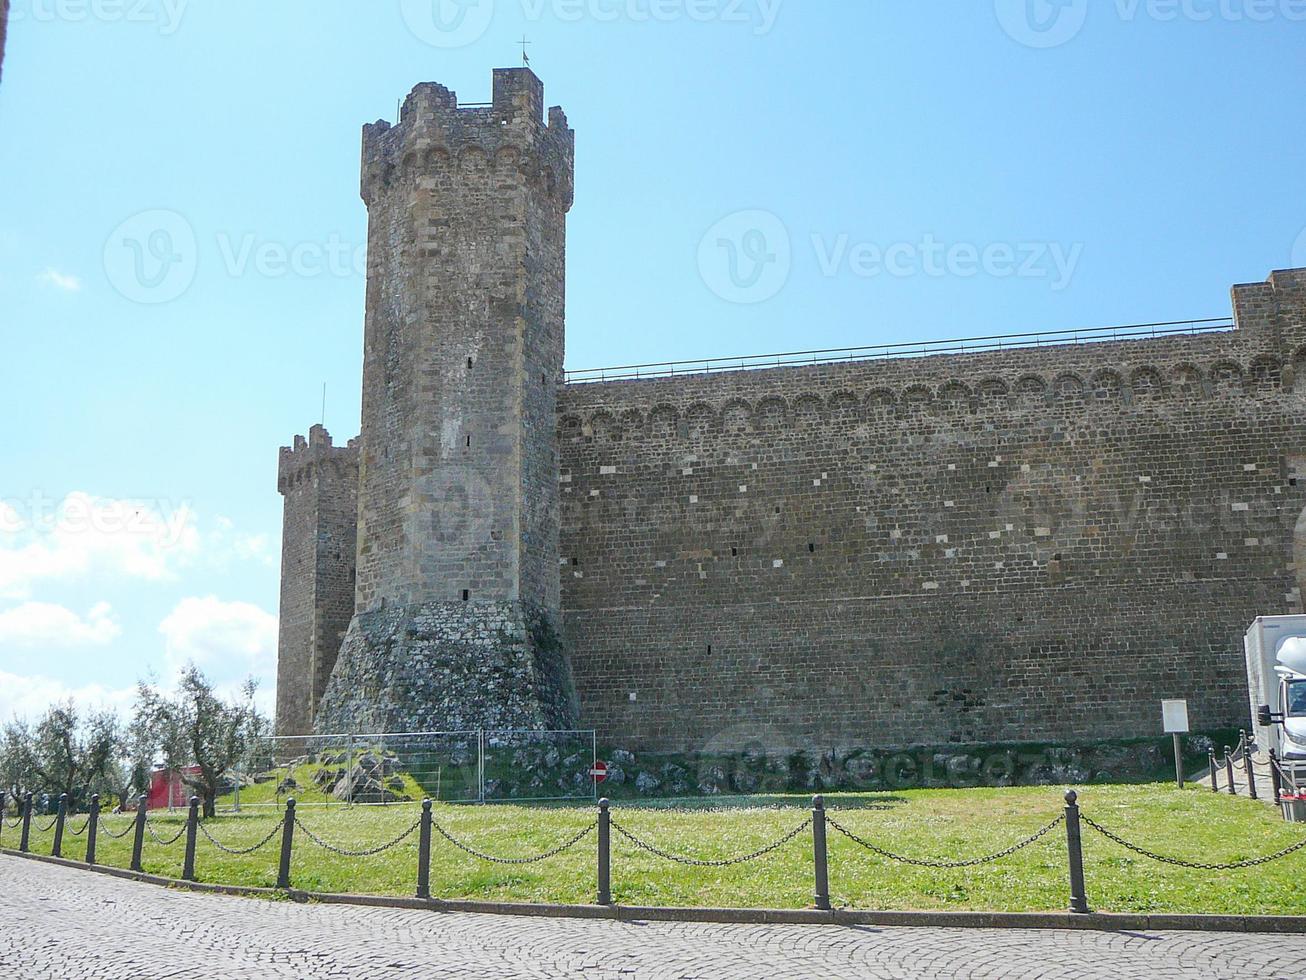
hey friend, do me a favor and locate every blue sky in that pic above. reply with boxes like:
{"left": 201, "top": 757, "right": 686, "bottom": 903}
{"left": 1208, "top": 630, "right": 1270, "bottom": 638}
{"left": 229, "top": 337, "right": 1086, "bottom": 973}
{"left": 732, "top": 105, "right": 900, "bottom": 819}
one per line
{"left": 0, "top": 1, "right": 1303, "bottom": 721}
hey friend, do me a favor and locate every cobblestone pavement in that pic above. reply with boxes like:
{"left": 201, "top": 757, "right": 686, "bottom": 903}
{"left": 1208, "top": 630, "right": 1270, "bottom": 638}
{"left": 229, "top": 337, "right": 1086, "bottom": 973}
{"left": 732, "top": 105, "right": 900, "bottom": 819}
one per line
{"left": 3, "top": 857, "right": 1306, "bottom": 980}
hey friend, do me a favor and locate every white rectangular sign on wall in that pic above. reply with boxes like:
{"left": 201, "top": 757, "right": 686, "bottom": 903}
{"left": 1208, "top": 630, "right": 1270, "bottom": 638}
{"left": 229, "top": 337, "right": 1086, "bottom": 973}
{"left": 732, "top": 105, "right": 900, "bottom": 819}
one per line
{"left": 1162, "top": 699, "right": 1190, "bottom": 734}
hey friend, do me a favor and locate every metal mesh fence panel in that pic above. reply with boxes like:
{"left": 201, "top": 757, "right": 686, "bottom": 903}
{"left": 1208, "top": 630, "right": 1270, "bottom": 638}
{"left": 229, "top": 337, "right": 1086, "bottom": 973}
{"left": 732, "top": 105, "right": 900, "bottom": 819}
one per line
{"left": 479, "top": 730, "right": 598, "bottom": 803}
{"left": 226, "top": 729, "right": 594, "bottom": 808}
{"left": 231, "top": 732, "right": 481, "bottom": 808}
{"left": 347, "top": 732, "right": 482, "bottom": 804}
{"left": 229, "top": 733, "right": 347, "bottom": 809}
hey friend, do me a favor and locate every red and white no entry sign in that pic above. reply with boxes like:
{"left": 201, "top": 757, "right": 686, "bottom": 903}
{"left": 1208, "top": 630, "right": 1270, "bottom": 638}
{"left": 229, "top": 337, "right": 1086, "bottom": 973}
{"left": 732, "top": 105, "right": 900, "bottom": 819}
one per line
{"left": 589, "top": 760, "right": 608, "bottom": 783}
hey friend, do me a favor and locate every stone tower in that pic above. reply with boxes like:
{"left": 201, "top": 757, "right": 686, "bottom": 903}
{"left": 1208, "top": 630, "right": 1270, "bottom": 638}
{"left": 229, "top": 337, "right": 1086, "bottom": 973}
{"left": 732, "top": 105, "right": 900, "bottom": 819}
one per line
{"left": 315, "top": 68, "right": 577, "bottom": 734}
{"left": 274, "top": 425, "right": 359, "bottom": 735}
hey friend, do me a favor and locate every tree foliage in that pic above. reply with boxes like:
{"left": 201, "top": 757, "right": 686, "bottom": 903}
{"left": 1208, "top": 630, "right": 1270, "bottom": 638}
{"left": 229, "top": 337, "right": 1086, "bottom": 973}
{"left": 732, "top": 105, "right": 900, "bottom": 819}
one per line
{"left": 133, "top": 665, "right": 267, "bottom": 818}
{"left": 2, "top": 664, "right": 267, "bottom": 818}
{"left": 1, "top": 700, "right": 126, "bottom": 812}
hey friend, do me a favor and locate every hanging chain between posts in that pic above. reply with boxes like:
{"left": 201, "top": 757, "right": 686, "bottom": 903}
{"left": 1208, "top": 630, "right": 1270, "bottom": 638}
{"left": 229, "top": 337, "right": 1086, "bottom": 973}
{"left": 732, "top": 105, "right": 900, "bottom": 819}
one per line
{"left": 1081, "top": 815, "right": 1306, "bottom": 870}
{"left": 145, "top": 820, "right": 187, "bottom": 846}
{"left": 97, "top": 819, "right": 137, "bottom": 839}
{"left": 33, "top": 816, "right": 58, "bottom": 833}
{"left": 198, "top": 820, "right": 284, "bottom": 856}
{"left": 295, "top": 816, "right": 422, "bottom": 857}
{"left": 825, "top": 814, "right": 1065, "bottom": 868}
{"left": 432, "top": 819, "right": 597, "bottom": 864}
{"left": 66, "top": 817, "right": 91, "bottom": 837}
{"left": 1230, "top": 740, "right": 1271, "bottom": 773}
{"left": 610, "top": 817, "right": 812, "bottom": 867}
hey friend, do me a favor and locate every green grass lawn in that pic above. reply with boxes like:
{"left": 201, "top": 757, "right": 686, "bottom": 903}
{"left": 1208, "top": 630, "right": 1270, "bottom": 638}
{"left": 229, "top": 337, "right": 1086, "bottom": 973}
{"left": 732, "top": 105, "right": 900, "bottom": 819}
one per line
{"left": 10, "top": 783, "right": 1305, "bottom": 915}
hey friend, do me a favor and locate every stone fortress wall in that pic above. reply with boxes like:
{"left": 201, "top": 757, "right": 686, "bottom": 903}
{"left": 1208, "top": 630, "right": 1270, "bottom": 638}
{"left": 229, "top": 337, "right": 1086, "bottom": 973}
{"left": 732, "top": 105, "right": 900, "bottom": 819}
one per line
{"left": 273, "top": 67, "right": 1306, "bottom": 756}
{"left": 556, "top": 270, "right": 1306, "bottom": 753}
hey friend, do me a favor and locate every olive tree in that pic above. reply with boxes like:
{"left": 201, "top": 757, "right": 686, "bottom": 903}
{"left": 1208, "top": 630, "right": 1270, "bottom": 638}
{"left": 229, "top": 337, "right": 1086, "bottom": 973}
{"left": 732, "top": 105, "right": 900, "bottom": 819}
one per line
{"left": 1, "top": 700, "right": 125, "bottom": 812}
{"left": 134, "top": 664, "right": 267, "bottom": 818}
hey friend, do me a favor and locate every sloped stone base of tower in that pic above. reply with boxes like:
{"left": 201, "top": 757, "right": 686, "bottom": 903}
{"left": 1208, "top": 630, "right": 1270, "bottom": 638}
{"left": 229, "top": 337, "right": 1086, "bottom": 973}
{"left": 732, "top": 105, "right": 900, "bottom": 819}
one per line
{"left": 314, "top": 601, "right": 578, "bottom": 735}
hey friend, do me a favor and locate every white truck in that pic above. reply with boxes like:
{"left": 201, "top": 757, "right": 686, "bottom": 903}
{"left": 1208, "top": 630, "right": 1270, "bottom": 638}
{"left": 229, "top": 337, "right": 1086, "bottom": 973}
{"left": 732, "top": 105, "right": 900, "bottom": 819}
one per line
{"left": 1245, "top": 616, "right": 1306, "bottom": 792}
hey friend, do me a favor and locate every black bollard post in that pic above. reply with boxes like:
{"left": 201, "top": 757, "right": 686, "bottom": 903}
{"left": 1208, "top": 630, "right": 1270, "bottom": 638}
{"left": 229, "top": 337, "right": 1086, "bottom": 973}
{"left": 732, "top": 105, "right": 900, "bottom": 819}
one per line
{"left": 52, "top": 793, "right": 68, "bottom": 858}
{"left": 182, "top": 796, "right": 199, "bottom": 881}
{"left": 1243, "top": 732, "right": 1258, "bottom": 801}
{"left": 19, "top": 792, "right": 33, "bottom": 853}
{"left": 416, "top": 799, "right": 432, "bottom": 900}
{"left": 276, "top": 799, "right": 296, "bottom": 890}
{"left": 1209, "top": 749, "right": 1219, "bottom": 793}
{"left": 812, "top": 795, "right": 831, "bottom": 912}
{"left": 597, "top": 798, "right": 612, "bottom": 906}
{"left": 130, "top": 795, "right": 148, "bottom": 872}
{"left": 1064, "top": 790, "right": 1091, "bottom": 915}
{"left": 1271, "top": 749, "right": 1284, "bottom": 806}
{"left": 0, "top": 791, "right": 5, "bottom": 848}
{"left": 86, "top": 794, "right": 101, "bottom": 866}
{"left": 1225, "top": 746, "right": 1237, "bottom": 796}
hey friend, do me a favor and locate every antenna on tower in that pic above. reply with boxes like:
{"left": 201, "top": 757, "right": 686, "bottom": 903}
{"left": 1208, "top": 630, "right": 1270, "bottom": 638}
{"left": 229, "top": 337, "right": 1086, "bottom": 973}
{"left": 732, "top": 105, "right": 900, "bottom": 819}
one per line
{"left": 321, "top": 382, "right": 327, "bottom": 426}
{"left": 520, "top": 35, "right": 531, "bottom": 67}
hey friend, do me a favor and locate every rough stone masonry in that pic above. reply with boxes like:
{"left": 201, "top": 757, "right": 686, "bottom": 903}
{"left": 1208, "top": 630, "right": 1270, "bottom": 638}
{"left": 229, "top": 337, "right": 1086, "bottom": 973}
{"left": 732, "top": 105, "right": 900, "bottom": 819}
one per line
{"left": 296, "top": 68, "right": 577, "bottom": 738}
{"left": 276, "top": 66, "right": 1306, "bottom": 756}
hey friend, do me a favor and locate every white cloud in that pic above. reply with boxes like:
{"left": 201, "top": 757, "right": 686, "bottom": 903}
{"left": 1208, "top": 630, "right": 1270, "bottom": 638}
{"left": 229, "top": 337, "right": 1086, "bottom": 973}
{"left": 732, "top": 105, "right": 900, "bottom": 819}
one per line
{"left": 0, "top": 598, "right": 279, "bottom": 725}
{"left": 0, "top": 601, "right": 121, "bottom": 648}
{"left": 158, "top": 595, "right": 277, "bottom": 680}
{"left": 206, "top": 517, "right": 276, "bottom": 569}
{"left": 234, "top": 533, "right": 274, "bottom": 564}
{"left": 0, "top": 491, "right": 198, "bottom": 600}
{"left": 158, "top": 596, "right": 278, "bottom": 716}
{"left": 38, "top": 268, "right": 83, "bottom": 292}
{"left": 0, "top": 669, "right": 137, "bottom": 724}
{"left": 0, "top": 494, "right": 277, "bottom": 600}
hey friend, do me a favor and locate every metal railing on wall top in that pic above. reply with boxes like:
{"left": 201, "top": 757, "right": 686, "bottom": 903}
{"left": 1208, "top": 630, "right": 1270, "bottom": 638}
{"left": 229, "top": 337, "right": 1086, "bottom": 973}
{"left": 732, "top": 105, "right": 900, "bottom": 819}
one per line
{"left": 563, "top": 317, "right": 1235, "bottom": 384}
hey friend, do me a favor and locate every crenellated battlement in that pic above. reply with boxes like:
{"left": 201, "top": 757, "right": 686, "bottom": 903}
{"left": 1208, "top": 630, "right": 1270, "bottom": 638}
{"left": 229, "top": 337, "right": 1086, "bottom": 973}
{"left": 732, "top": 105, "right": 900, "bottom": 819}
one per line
{"left": 360, "top": 68, "right": 574, "bottom": 209}
{"left": 1233, "top": 268, "right": 1306, "bottom": 347}
{"left": 277, "top": 424, "right": 359, "bottom": 495}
